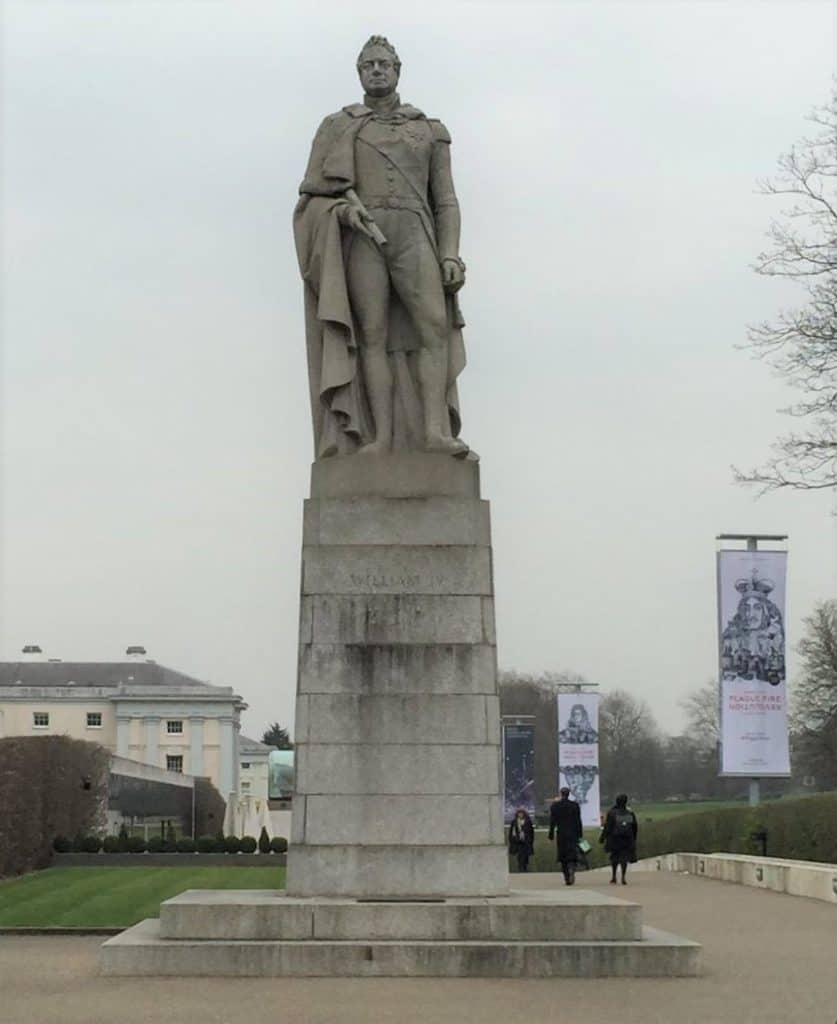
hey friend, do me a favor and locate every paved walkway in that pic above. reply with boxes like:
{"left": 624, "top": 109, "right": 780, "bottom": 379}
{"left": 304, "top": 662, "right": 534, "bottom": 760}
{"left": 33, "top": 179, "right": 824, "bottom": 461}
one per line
{"left": 0, "top": 871, "right": 835, "bottom": 1024}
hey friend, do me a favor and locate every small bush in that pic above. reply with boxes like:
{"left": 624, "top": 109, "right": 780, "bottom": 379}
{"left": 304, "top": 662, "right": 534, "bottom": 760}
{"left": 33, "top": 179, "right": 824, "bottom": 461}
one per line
{"left": 240, "top": 836, "right": 257, "bottom": 854}
{"left": 53, "top": 836, "right": 72, "bottom": 853}
{"left": 79, "top": 835, "right": 102, "bottom": 853}
{"left": 102, "top": 836, "right": 120, "bottom": 854}
{"left": 117, "top": 824, "right": 129, "bottom": 851}
{"left": 224, "top": 835, "right": 242, "bottom": 854}
{"left": 197, "top": 835, "right": 217, "bottom": 853}
{"left": 258, "top": 826, "right": 270, "bottom": 854}
{"left": 176, "top": 837, "right": 197, "bottom": 853}
{"left": 126, "top": 836, "right": 147, "bottom": 853}
{"left": 147, "top": 836, "right": 166, "bottom": 853}
{"left": 270, "top": 836, "right": 288, "bottom": 854}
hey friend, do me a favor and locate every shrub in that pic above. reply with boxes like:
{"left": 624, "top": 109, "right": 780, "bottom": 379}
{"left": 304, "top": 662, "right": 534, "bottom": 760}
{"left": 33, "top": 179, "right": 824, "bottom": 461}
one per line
{"left": 126, "top": 836, "right": 147, "bottom": 853}
{"left": 258, "top": 826, "right": 270, "bottom": 854}
{"left": 79, "top": 835, "right": 102, "bottom": 853}
{"left": 117, "top": 824, "right": 129, "bottom": 851}
{"left": 147, "top": 836, "right": 167, "bottom": 853}
{"left": 197, "top": 835, "right": 218, "bottom": 853}
{"left": 240, "top": 836, "right": 257, "bottom": 854}
{"left": 71, "top": 834, "right": 88, "bottom": 853}
{"left": 0, "top": 735, "right": 109, "bottom": 877}
{"left": 224, "top": 835, "right": 242, "bottom": 854}
{"left": 176, "top": 837, "right": 197, "bottom": 853}
{"left": 165, "top": 821, "right": 176, "bottom": 844}
{"left": 193, "top": 778, "right": 226, "bottom": 840}
{"left": 102, "top": 836, "right": 120, "bottom": 854}
{"left": 270, "top": 836, "right": 288, "bottom": 854}
{"left": 53, "top": 836, "right": 72, "bottom": 853}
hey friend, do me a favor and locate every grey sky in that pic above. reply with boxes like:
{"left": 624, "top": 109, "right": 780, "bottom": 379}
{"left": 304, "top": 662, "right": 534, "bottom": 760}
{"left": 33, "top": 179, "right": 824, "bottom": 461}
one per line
{"left": 2, "top": 0, "right": 835, "bottom": 740}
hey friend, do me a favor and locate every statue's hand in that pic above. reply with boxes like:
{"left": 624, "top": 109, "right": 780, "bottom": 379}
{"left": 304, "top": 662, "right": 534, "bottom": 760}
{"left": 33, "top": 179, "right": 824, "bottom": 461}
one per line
{"left": 441, "top": 257, "right": 466, "bottom": 294}
{"left": 337, "top": 203, "right": 377, "bottom": 242}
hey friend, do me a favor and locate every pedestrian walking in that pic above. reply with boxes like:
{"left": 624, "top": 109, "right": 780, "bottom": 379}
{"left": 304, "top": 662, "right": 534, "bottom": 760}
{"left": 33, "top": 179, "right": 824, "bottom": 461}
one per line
{"left": 600, "top": 793, "right": 638, "bottom": 885}
{"left": 508, "top": 808, "right": 535, "bottom": 872}
{"left": 548, "top": 787, "right": 583, "bottom": 885}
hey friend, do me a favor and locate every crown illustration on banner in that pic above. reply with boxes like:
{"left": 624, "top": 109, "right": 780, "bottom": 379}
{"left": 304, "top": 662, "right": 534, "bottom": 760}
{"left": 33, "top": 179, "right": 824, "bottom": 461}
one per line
{"left": 734, "top": 570, "right": 774, "bottom": 597}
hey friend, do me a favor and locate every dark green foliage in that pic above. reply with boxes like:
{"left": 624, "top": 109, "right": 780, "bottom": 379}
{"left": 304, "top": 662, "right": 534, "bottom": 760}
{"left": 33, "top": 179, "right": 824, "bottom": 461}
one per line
{"left": 52, "top": 836, "right": 72, "bottom": 853}
{"left": 261, "top": 722, "right": 293, "bottom": 749}
{"left": 103, "top": 836, "right": 121, "bottom": 853}
{"left": 0, "top": 735, "right": 109, "bottom": 877}
{"left": 79, "top": 835, "right": 102, "bottom": 853}
{"left": 258, "top": 826, "right": 270, "bottom": 854}
{"left": 196, "top": 835, "right": 217, "bottom": 853}
{"left": 239, "top": 836, "right": 257, "bottom": 854}
{"left": 147, "top": 836, "right": 166, "bottom": 853}
{"left": 176, "top": 837, "right": 197, "bottom": 853}
{"left": 270, "top": 836, "right": 288, "bottom": 853}
{"left": 224, "top": 835, "right": 242, "bottom": 854}
{"left": 126, "top": 836, "right": 146, "bottom": 853}
{"left": 117, "top": 824, "right": 129, "bottom": 851}
{"left": 165, "top": 821, "right": 176, "bottom": 844}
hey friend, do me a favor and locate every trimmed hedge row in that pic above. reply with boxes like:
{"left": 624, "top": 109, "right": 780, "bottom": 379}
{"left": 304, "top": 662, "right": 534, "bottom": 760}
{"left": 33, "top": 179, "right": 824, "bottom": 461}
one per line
{"left": 53, "top": 834, "right": 289, "bottom": 855}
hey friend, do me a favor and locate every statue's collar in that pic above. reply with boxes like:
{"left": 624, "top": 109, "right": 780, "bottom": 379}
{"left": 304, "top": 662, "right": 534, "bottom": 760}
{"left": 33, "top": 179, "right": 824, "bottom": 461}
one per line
{"left": 343, "top": 94, "right": 425, "bottom": 121}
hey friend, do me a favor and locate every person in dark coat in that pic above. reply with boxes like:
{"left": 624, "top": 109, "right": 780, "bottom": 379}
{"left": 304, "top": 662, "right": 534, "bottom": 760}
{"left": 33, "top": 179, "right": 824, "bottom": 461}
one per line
{"left": 508, "top": 808, "right": 535, "bottom": 872}
{"left": 599, "top": 793, "right": 638, "bottom": 885}
{"left": 548, "top": 787, "right": 583, "bottom": 885}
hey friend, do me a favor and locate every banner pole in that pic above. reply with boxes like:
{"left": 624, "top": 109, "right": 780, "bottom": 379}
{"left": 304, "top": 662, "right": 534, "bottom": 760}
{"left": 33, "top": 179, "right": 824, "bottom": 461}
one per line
{"left": 746, "top": 536, "right": 761, "bottom": 808}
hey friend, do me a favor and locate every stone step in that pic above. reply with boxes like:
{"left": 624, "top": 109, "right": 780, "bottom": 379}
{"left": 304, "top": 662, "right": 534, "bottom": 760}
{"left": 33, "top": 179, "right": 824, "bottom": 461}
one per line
{"left": 158, "top": 889, "right": 642, "bottom": 942}
{"left": 102, "top": 919, "right": 700, "bottom": 977}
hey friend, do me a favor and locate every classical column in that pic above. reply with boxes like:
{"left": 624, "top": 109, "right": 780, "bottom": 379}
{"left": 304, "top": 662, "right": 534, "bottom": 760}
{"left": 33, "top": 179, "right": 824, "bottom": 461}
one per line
{"left": 116, "top": 716, "right": 131, "bottom": 757}
{"left": 219, "top": 716, "right": 235, "bottom": 797}
{"left": 190, "top": 717, "right": 205, "bottom": 776}
{"left": 144, "top": 716, "right": 160, "bottom": 768}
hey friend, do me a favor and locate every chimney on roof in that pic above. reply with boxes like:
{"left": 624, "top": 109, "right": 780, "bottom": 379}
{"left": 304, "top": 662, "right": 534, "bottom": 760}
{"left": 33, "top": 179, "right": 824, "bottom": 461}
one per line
{"left": 21, "top": 645, "right": 44, "bottom": 661}
{"left": 126, "top": 645, "right": 147, "bottom": 661}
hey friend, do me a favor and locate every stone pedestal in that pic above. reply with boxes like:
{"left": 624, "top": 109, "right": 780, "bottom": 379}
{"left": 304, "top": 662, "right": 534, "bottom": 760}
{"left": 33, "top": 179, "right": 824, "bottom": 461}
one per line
{"left": 287, "top": 453, "right": 507, "bottom": 898}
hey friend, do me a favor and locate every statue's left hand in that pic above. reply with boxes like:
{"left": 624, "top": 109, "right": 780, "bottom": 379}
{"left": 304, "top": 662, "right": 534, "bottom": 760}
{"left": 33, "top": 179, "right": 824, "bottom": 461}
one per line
{"left": 441, "top": 257, "right": 466, "bottom": 294}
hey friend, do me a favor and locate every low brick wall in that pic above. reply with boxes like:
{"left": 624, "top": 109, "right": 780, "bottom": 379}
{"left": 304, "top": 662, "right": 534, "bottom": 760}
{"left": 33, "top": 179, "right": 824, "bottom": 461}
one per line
{"left": 649, "top": 852, "right": 837, "bottom": 904}
{"left": 53, "top": 853, "right": 287, "bottom": 868}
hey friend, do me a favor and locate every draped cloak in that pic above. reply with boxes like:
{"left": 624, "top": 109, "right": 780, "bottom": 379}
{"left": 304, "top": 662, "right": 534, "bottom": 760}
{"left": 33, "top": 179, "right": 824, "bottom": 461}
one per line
{"left": 293, "top": 103, "right": 467, "bottom": 458}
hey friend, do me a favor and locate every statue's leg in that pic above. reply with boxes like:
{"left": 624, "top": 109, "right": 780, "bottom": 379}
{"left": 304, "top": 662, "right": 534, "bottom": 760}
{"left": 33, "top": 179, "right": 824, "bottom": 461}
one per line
{"left": 389, "top": 220, "right": 467, "bottom": 455}
{"left": 346, "top": 233, "right": 393, "bottom": 453}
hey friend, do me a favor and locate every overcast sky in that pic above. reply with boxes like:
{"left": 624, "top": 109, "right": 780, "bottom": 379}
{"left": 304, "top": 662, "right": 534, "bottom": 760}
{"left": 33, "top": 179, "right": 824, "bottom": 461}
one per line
{"left": 2, "top": 0, "right": 835, "bottom": 740}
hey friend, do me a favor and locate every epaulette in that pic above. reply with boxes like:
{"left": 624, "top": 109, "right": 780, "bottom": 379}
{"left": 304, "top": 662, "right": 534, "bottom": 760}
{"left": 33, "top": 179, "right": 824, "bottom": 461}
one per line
{"left": 428, "top": 118, "right": 451, "bottom": 143}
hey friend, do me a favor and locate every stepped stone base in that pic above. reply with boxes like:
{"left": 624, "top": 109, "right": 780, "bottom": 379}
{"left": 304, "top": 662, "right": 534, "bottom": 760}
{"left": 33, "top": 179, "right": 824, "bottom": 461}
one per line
{"left": 100, "top": 889, "right": 701, "bottom": 977}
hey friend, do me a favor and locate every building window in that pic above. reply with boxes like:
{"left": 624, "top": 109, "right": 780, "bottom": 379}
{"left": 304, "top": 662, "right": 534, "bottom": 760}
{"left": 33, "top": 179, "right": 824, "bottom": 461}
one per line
{"left": 86, "top": 712, "right": 102, "bottom": 728}
{"left": 240, "top": 762, "right": 250, "bottom": 769}
{"left": 166, "top": 720, "right": 183, "bottom": 735}
{"left": 166, "top": 755, "right": 183, "bottom": 773}
{"left": 240, "top": 781, "right": 251, "bottom": 792}
{"left": 33, "top": 712, "right": 49, "bottom": 728}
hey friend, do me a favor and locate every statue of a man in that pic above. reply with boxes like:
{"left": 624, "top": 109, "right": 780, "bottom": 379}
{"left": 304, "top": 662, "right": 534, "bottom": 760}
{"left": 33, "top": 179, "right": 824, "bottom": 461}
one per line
{"left": 294, "top": 36, "right": 471, "bottom": 459}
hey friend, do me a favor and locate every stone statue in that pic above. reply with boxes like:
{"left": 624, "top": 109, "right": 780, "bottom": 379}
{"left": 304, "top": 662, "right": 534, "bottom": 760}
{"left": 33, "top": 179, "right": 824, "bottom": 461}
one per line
{"left": 294, "top": 36, "right": 472, "bottom": 459}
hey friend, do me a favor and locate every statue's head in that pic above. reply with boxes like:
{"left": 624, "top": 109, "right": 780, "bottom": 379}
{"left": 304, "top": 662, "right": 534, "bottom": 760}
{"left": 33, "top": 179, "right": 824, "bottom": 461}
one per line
{"left": 357, "top": 35, "right": 400, "bottom": 97}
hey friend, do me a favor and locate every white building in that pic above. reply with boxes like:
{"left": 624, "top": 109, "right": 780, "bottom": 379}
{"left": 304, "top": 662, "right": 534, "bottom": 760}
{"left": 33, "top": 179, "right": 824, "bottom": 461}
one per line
{"left": 0, "top": 647, "right": 247, "bottom": 805}
{"left": 238, "top": 735, "right": 273, "bottom": 802}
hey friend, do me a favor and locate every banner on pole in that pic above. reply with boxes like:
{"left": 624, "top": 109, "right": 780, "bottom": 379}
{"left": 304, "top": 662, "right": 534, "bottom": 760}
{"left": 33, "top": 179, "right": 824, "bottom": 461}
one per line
{"left": 502, "top": 722, "right": 535, "bottom": 824}
{"left": 557, "top": 693, "right": 600, "bottom": 827}
{"left": 718, "top": 549, "right": 791, "bottom": 776}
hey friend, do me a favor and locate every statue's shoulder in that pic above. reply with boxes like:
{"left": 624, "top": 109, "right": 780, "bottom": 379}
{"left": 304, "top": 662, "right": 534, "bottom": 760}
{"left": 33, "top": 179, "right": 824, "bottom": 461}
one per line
{"left": 426, "top": 118, "right": 452, "bottom": 144}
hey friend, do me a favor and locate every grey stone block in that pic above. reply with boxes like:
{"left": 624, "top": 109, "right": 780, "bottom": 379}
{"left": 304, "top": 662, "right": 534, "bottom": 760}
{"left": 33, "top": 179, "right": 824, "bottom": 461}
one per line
{"left": 299, "top": 694, "right": 492, "bottom": 745}
{"left": 302, "top": 795, "right": 499, "bottom": 845}
{"left": 286, "top": 844, "right": 509, "bottom": 898}
{"left": 294, "top": 743, "right": 501, "bottom": 795}
{"left": 310, "top": 453, "right": 480, "bottom": 500}
{"left": 297, "top": 643, "right": 497, "bottom": 695}
{"left": 302, "top": 545, "right": 492, "bottom": 596}
{"left": 102, "top": 920, "right": 701, "bottom": 977}
{"left": 156, "top": 888, "right": 643, "bottom": 943}
{"left": 309, "top": 595, "right": 487, "bottom": 644}
{"left": 303, "top": 497, "right": 491, "bottom": 547}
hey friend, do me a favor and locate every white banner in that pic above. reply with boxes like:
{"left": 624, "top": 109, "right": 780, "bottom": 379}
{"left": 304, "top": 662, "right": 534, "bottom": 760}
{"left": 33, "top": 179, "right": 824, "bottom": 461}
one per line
{"left": 718, "top": 549, "right": 791, "bottom": 776}
{"left": 557, "top": 693, "right": 600, "bottom": 827}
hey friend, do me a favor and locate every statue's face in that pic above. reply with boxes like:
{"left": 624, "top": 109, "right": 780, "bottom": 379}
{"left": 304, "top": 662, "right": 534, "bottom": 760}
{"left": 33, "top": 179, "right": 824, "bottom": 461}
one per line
{"left": 358, "top": 45, "right": 399, "bottom": 96}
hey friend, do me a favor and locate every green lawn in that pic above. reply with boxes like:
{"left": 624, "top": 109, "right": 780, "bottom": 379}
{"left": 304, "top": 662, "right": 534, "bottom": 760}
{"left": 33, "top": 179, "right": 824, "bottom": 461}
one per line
{"left": 0, "top": 866, "right": 286, "bottom": 928}
{"left": 629, "top": 799, "right": 745, "bottom": 823}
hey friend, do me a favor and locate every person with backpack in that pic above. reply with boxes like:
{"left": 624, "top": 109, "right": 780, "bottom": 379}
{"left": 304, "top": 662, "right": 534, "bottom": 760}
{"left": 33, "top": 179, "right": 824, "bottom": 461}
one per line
{"left": 600, "top": 793, "right": 638, "bottom": 885}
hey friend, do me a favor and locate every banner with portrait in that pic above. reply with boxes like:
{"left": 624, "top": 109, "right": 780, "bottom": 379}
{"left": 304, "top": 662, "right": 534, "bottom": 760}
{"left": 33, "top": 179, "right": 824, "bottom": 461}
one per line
{"left": 557, "top": 693, "right": 600, "bottom": 827}
{"left": 502, "top": 722, "right": 535, "bottom": 824}
{"left": 718, "top": 549, "right": 791, "bottom": 776}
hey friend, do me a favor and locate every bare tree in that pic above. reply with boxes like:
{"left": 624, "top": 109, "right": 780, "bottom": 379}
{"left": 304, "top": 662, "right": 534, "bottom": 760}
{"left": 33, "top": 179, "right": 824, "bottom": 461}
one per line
{"left": 680, "top": 680, "right": 720, "bottom": 745}
{"left": 791, "top": 600, "right": 837, "bottom": 785}
{"left": 736, "top": 90, "right": 837, "bottom": 493}
{"left": 598, "top": 690, "right": 664, "bottom": 801}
